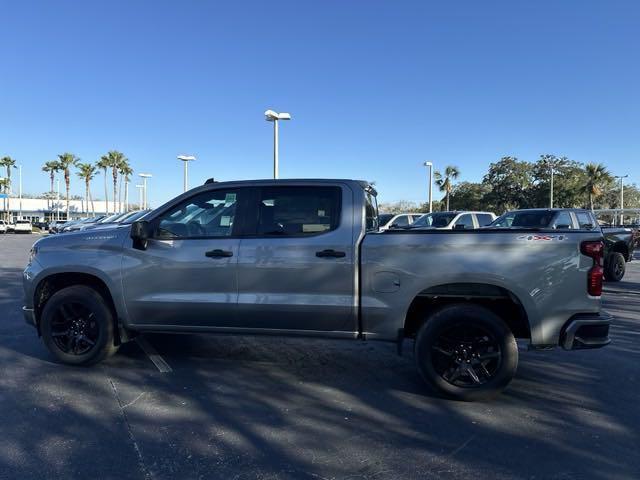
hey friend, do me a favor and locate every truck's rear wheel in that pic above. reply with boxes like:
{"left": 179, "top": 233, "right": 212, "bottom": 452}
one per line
{"left": 40, "top": 286, "right": 118, "bottom": 365}
{"left": 414, "top": 304, "right": 518, "bottom": 401}
{"left": 605, "top": 252, "right": 625, "bottom": 282}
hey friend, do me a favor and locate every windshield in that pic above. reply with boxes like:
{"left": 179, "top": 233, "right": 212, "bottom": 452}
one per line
{"left": 490, "top": 211, "right": 555, "bottom": 228}
{"left": 121, "top": 210, "right": 150, "bottom": 224}
{"left": 98, "top": 213, "right": 127, "bottom": 224}
{"left": 411, "top": 212, "right": 457, "bottom": 228}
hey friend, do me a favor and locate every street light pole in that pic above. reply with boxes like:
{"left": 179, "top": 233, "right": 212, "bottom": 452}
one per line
{"left": 614, "top": 175, "right": 629, "bottom": 226}
{"left": 135, "top": 184, "right": 144, "bottom": 209}
{"left": 177, "top": 155, "right": 196, "bottom": 192}
{"left": 139, "top": 173, "right": 152, "bottom": 209}
{"left": 56, "top": 179, "right": 60, "bottom": 221}
{"left": 550, "top": 167, "right": 554, "bottom": 208}
{"left": 423, "top": 161, "right": 433, "bottom": 213}
{"left": 265, "top": 110, "right": 291, "bottom": 179}
{"left": 18, "top": 164, "right": 22, "bottom": 219}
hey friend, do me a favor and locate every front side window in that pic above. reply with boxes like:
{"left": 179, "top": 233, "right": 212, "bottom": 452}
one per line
{"left": 257, "top": 186, "right": 341, "bottom": 236}
{"left": 455, "top": 214, "right": 475, "bottom": 229}
{"left": 576, "top": 212, "right": 596, "bottom": 230}
{"left": 392, "top": 215, "right": 409, "bottom": 227}
{"left": 156, "top": 189, "right": 239, "bottom": 238}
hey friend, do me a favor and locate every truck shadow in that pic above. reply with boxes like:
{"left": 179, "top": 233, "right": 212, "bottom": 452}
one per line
{"left": 1, "top": 262, "right": 639, "bottom": 479}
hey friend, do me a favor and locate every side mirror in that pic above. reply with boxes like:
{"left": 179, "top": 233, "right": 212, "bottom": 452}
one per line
{"left": 453, "top": 224, "right": 466, "bottom": 230}
{"left": 555, "top": 224, "right": 571, "bottom": 229}
{"left": 130, "top": 220, "right": 151, "bottom": 250}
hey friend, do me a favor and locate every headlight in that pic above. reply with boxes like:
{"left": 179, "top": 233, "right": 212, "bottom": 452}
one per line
{"left": 28, "top": 246, "right": 38, "bottom": 265}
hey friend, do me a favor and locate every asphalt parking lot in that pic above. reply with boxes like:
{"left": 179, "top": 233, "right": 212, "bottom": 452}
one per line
{"left": 1, "top": 233, "right": 639, "bottom": 480}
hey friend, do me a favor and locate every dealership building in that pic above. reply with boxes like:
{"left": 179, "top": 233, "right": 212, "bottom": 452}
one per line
{"left": 1, "top": 196, "right": 126, "bottom": 223}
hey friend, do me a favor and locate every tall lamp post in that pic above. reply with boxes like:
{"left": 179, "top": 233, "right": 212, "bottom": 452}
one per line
{"left": 614, "top": 174, "right": 629, "bottom": 226}
{"left": 177, "top": 155, "right": 196, "bottom": 192}
{"left": 135, "top": 184, "right": 144, "bottom": 209}
{"left": 264, "top": 109, "right": 291, "bottom": 179}
{"left": 139, "top": 173, "right": 152, "bottom": 209}
{"left": 423, "top": 161, "right": 433, "bottom": 213}
{"left": 18, "top": 164, "right": 22, "bottom": 219}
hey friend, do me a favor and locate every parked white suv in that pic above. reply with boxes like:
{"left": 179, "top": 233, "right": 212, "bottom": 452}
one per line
{"left": 410, "top": 211, "right": 497, "bottom": 230}
{"left": 378, "top": 212, "right": 425, "bottom": 230}
{"left": 13, "top": 220, "right": 33, "bottom": 234}
{"left": 0, "top": 220, "right": 7, "bottom": 234}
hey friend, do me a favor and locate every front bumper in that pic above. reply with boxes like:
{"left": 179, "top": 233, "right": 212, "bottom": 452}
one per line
{"left": 23, "top": 306, "right": 36, "bottom": 328}
{"left": 561, "top": 312, "right": 612, "bottom": 350}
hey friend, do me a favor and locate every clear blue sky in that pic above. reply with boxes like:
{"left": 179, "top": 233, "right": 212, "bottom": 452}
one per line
{"left": 1, "top": 0, "right": 638, "bottom": 206}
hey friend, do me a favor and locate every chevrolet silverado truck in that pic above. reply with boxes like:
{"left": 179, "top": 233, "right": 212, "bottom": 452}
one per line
{"left": 23, "top": 179, "right": 611, "bottom": 401}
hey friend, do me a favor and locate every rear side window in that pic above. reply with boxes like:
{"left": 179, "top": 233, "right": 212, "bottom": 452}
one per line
{"left": 365, "top": 190, "right": 379, "bottom": 231}
{"left": 475, "top": 214, "right": 494, "bottom": 226}
{"left": 552, "top": 212, "right": 573, "bottom": 229}
{"left": 257, "top": 186, "right": 341, "bottom": 236}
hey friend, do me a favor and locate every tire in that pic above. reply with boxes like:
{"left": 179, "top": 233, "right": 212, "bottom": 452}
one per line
{"left": 605, "top": 252, "right": 625, "bottom": 282}
{"left": 40, "top": 285, "right": 118, "bottom": 365}
{"left": 414, "top": 304, "right": 518, "bottom": 401}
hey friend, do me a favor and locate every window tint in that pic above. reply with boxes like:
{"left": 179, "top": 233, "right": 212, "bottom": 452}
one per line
{"left": 455, "top": 214, "right": 474, "bottom": 229}
{"left": 257, "top": 186, "right": 341, "bottom": 236}
{"left": 476, "top": 214, "right": 494, "bottom": 226}
{"left": 393, "top": 215, "right": 409, "bottom": 227}
{"left": 576, "top": 212, "right": 596, "bottom": 229}
{"left": 553, "top": 212, "right": 573, "bottom": 229}
{"left": 412, "top": 212, "right": 456, "bottom": 228}
{"left": 156, "top": 189, "right": 239, "bottom": 238}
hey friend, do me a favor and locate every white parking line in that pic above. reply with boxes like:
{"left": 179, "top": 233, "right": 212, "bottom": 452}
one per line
{"left": 136, "top": 336, "right": 173, "bottom": 373}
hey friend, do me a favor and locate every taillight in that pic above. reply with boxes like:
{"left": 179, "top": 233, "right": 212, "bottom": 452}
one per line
{"left": 581, "top": 240, "right": 604, "bottom": 296}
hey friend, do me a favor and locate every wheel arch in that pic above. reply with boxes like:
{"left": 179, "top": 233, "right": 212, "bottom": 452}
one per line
{"left": 33, "top": 272, "right": 124, "bottom": 343}
{"left": 403, "top": 282, "right": 531, "bottom": 341}
{"left": 609, "top": 241, "right": 630, "bottom": 261}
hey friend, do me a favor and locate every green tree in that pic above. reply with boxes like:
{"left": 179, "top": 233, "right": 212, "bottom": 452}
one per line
{"left": 0, "top": 156, "right": 17, "bottom": 194}
{"left": 77, "top": 163, "right": 97, "bottom": 215}
{"left": 0, "top": 177, "right": 9, "bottom": 221}
{"left": 96, "top": 155, "right": 111, "bottom": 214}
{"left": 530, "top": 155, "right": 586, "bottom": 208}
{"left": 103, "top": 151, "right": 127, "bottom": 213}
{"left": 57, "top": 153, "right": 80, "bottom": 218}
{"left": 448, "top": 182, "right": 491, "bottom": 211}
{"left": 119, "top": 162, "right": 134, "bottom": 212}
{"left": 434, "top": 165, "right": 460, "bottom": 211}
{"left": 582, "top": 163, "right": 611, "bottom": 211}
{"left": 42, "top": 160, "right": 60, "bottom": 193}
{"left": 482, "top": 157, "right": 533, "bottom": 213}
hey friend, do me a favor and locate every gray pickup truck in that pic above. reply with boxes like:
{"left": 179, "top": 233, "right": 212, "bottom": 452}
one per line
{"left": 23, "top": 179, "right": 611, "bottom": 401}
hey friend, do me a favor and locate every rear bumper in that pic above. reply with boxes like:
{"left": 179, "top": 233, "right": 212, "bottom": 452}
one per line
{"left": 561, "top": 312, "right": 612, "bottom": 350}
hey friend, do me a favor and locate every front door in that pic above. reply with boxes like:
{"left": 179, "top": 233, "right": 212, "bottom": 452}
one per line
{"left": 236, "top": 185, "right": 356, "bottom": 333}
{"left": 122, "top": 187, "right": 245, "bottom": 329}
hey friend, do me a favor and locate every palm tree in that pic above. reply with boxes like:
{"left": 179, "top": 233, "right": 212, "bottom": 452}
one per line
{"left": 434, "top": 165, "right": 460, "bottom": 211}
{"left": 0, "top": 156, "right": 17, "bottom": 194}
{"left": 96, "top": 155, "right": 111, "bottom": 214}
{"left": 57, "top": 153, "right": 80, "bottom": 219}
{"left": 77, "top": 163, "right": 97, "bottom": 215}
{"left": 42, "top": 161, "right": 60, "bottom": 193}
{"left": 117, "top": 158, "right": 132, "bottom": 212}
{"left": 119, "top": 162, "right": 134, "bottom": 213}
{"left": 0, "top": 177, "right": 9, "bottom": 221}
{"left": 583, "top": 163, "right": 611, "bottom": 211}
{"left": 104, "top": 151, "right": 127, "bottom": 213}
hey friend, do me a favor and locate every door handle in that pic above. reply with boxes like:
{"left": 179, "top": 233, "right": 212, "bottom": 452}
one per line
{"left": 205, "top": 249, "right": 234, "bottom": 258}
{"left": 315, "top": 249, "right": 346, "bottom": 258}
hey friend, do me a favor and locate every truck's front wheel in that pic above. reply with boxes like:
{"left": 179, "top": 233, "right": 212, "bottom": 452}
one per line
{"left": 415, "top": 304, "right": 518, "bottom": 401}
{"left": 40, "top": 286, "right": 118, "bottom": 365}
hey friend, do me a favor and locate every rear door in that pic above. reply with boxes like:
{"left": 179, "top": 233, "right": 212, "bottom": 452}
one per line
{"left": 236, "top": 184, "right": 356, "bottom": 333}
